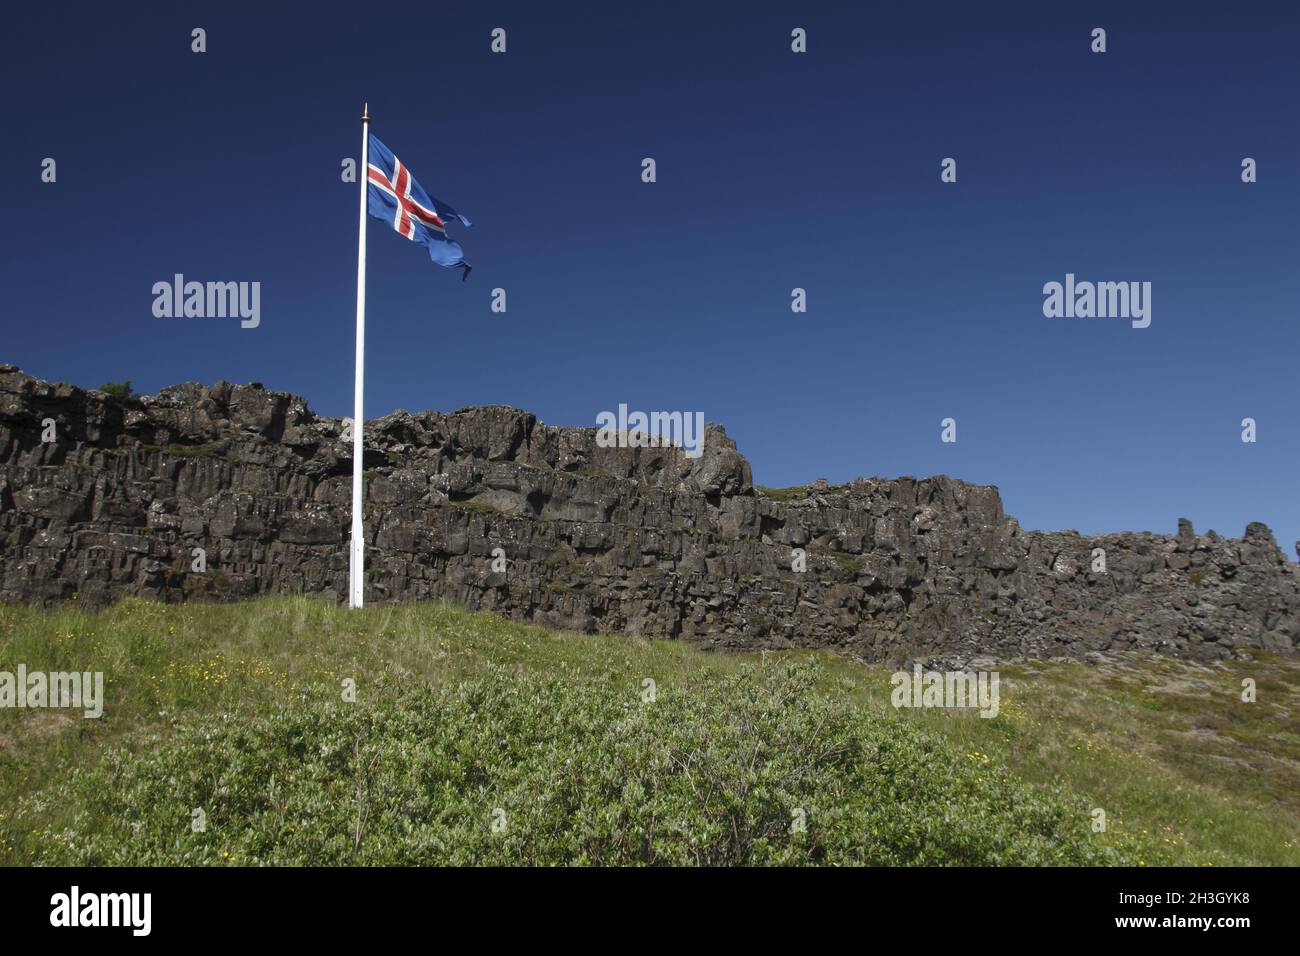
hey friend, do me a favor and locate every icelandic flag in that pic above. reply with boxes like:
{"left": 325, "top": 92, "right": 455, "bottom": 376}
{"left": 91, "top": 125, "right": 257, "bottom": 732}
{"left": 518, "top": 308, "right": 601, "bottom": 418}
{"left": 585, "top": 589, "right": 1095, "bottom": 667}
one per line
{"left": 367, "top": 134, "right": 472, "bottom": 278}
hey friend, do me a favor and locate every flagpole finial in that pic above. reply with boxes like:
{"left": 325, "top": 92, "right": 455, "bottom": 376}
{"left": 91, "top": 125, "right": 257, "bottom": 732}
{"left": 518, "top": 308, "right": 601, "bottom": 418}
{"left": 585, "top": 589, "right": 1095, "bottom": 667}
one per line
{"left": 362, "top": 102, "right": 370, "bottom": 123}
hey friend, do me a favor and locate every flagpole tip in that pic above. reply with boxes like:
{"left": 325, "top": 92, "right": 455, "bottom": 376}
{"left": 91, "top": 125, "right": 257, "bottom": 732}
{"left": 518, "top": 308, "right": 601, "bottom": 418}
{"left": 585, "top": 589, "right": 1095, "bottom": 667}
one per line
{"left": 362, "top": 102, "right": 370, "bottom": 123}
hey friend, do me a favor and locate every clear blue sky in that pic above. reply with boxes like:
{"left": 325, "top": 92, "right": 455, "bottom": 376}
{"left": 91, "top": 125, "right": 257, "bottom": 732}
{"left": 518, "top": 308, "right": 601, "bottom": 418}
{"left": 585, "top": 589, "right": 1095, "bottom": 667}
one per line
{"left": 4, "top": 1, "right": 1297, "bottom": 555}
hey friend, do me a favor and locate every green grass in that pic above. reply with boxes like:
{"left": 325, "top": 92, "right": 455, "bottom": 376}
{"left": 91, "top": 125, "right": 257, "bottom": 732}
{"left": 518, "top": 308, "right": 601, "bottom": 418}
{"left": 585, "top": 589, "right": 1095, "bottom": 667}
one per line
{"left": 756, "top": 484, "right": 810, "bottom": 502}
{"left": 835, "top": 554, "right": 864, "bottom": 573}
{"left": 0, "top": 597, "right": 1296, "bottom": 865}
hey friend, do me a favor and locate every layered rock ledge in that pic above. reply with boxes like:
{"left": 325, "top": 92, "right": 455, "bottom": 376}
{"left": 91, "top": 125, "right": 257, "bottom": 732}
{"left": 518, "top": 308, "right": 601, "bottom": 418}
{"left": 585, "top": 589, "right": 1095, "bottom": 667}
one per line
{"left": 1, "top": 365, "right": 1295, "bottom": 665}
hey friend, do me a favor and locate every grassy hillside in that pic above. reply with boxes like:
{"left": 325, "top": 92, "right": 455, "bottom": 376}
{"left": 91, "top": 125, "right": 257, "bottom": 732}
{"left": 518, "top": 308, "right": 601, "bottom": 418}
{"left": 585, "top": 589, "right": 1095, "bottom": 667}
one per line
{"left": 1, "top": 597, "right": 1296, "bottom": 865}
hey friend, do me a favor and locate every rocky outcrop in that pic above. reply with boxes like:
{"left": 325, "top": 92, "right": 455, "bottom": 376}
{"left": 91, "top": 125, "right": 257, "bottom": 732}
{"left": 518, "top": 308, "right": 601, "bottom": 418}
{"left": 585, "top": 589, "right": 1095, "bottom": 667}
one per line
{"left": 1, "top": 365, "right": 1296, "bottom": 665}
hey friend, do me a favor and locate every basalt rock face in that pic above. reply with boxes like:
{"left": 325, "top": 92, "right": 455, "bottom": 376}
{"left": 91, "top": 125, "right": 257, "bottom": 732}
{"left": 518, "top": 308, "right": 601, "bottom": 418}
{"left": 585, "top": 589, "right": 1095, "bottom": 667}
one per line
{"left": 1, "top": 365, "right": 1296, "bottom": 665}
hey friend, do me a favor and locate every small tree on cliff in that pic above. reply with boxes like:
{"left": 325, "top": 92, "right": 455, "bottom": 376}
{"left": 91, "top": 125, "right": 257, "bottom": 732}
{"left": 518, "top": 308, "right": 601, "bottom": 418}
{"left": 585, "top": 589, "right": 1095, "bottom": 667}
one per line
{"left": 98, "top": 381, "right": 137, "bottom": 402}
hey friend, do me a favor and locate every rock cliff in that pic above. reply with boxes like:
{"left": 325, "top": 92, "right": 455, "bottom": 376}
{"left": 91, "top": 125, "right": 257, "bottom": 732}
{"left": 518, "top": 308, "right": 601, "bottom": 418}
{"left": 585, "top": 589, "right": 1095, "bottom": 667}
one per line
{"left": 1, "top": 365, "right": 1295, "bottom": 665}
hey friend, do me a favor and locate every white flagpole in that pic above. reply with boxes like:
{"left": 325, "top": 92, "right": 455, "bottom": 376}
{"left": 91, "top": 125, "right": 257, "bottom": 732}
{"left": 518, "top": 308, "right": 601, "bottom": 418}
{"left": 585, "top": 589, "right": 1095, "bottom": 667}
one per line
{"left": 349, "top": 103, "right": 371, "bottom": 609}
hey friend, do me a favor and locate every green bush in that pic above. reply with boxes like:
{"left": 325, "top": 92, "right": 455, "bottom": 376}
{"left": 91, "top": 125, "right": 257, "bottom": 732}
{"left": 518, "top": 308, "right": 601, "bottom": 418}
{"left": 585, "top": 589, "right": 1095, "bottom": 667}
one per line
{"left": 15, "top": 660, "right": 1121, "bottom": 866}
{"left": 97, "top": 381, "right": 136, "bottom": 402}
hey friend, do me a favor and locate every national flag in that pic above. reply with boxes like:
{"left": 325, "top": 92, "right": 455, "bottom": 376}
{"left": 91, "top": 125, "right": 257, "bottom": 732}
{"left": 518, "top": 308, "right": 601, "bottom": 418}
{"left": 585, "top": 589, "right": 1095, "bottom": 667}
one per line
{"left": 366, "top": 134, "right": 472, "bottom": 278}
